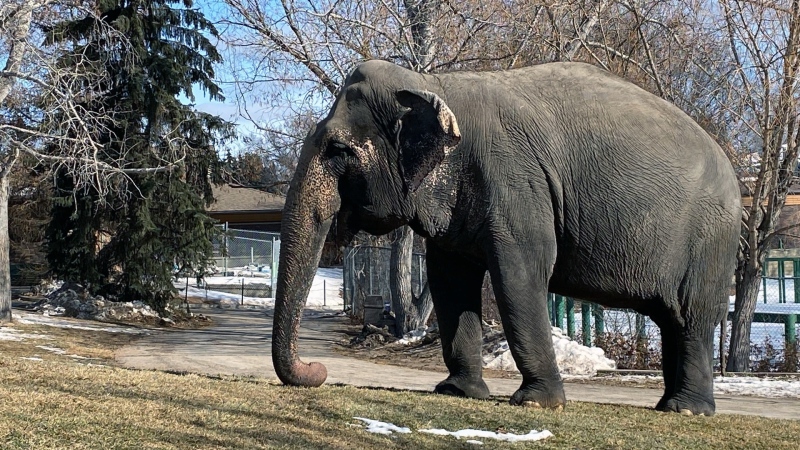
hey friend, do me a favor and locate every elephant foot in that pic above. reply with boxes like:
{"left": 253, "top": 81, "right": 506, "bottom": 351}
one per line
{"left": 509, "top": 381, "right": 566, "bottom": 409}
{"left": 434, "top": 376, "right": 490, "bottom": 399}
{"left": 656, "top": 395, "right": 715, "bottom": 417}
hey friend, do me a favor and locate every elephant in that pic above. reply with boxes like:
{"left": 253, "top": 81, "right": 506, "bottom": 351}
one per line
{"left": 272, "top": 59, "right": 740, "bottom": 416}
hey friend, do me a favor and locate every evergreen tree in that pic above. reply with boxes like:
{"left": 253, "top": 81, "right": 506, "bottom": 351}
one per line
{"left": 46, "top": 0, "right": 232, "bottom": 311}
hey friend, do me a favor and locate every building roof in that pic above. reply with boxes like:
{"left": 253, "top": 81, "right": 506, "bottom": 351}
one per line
{"left": 209, "top": 184, "right": 286, "bottom": 213}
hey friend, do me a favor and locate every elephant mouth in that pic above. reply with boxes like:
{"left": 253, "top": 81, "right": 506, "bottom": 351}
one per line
{"left": 347, "top": 205, "right": 406, "bottom": 236}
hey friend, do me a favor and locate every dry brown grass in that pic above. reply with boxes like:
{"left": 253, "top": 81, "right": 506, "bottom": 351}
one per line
{"left": 0, "top": 317, "right": 798, "bottom": 449}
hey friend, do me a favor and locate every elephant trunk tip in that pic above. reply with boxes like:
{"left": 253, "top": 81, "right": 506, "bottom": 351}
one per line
{"left": 276, "top": 358, "right": 328, "bottom": 388}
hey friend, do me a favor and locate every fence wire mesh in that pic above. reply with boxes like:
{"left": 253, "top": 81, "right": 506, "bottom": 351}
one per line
{"left": 344, "top": 249, "right": 800, "bottom": 372}
{"left": 204, "top": 226, "right": 280, "bottom": 299}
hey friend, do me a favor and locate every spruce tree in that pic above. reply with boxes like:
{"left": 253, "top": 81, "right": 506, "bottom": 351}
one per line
{"left": 46, "top": 0, "right": 232, "bottom": 311}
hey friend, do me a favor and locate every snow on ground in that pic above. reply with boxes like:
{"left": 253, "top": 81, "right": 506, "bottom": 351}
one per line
{"left": 615, "top": 374, "right": 800, "bottom": 398}
{"left": 419, "top": 428, "right": 554, "bottom": 443}
{"left": 353, "top": 417, "right": 411, "bottom": 435}
{"left": 483, "top": 327, "right": 616, "bottom": 376}
{"left": 353, "top": 418, "right": 553, "bottom": 444}
{"left": 15, "top": 313, "right": 151, "bottom": 334}
{"left": 35, "top": 345, "right": 66, "bottom": 355}
{"left": 0, "top": 328, "right": 52, "bottom": 342}
{"left": 186, "top": 267, "right": 343, "bottom": 309}
{"left": 715, "top": 376, "right": 800, "bottom": 398}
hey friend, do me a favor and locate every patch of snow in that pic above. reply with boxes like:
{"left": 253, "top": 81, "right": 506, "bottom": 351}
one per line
{"left": 35, "top": 345, "right": 66, "bottom": 355}
{"left": 0, "top": 328, "right": 52, "bottom": 342}
{"left": 483, "top": 327, "right": 615, "bottom": 376}
{"left": 20, "top": 357, "right": 43, "bottom": 362}
{"left": 353, "top": 417, "right": 411, "bottom": 435}
{"left": 396, "top": 327, "right": 430, "bottom": 345}
{"left": 418, "top": 428, "right": 554, "bottom": 443}
{"left": 353, "top": 418, "right": 553, "bottom": 443}
{"left": 615, "top": 374, "right": 800, "bottom": 398}
{"left": 15, "top": 313, "right": 151, "bottom": 334}
{"left": 186, "top": 267, "right": 343, "bottom": 309}
{"left": 714, "top": 376, "right": 800, "bottom": 398}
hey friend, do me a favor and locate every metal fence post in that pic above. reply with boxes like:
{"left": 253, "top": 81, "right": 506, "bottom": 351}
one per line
{"left": 223, "top": 222, "right": 229, "bottom": 276}
{"left": 555, "top": 295, "right": 566, "bottom": 330}
{"left": 794, "top": 259, "right": 800, "bottom": 303}
{"left": 779, "top": 260, "right": 786, "bottom": 303}
{"left": 593, "top": 303, "right": 605, "bottom": 337}
{"left": 566, "top": 297, "right": 575, "bottom": 339}
{"left": 581, "top": 302, "right": 591, "bottom": 346}
{"left": 786, "top": 314, "right": 797, "bottom": 347}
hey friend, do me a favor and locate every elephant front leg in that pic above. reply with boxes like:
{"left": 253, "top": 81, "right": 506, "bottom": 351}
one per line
{"left": 490, "top": 241, "right": 566, "bottom": 409}
{"left": 427, "top": 245, "right": 490, "bottom": 399}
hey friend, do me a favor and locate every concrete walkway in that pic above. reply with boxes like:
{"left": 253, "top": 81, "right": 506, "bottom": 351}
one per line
{"left": 115, "top": 308, "right": 800, "bottom": 420}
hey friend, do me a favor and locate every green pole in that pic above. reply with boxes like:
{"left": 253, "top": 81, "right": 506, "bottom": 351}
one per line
{"left": 763, "top": 262, "right": 768, "bottom": 304}
{"left": 779, "top": 260, "right": 786, "bottom": 304}
{"left": 794, "top": 260, "right": 800, "bottom": 303}
{"left": 566, "top": 297, "right": 576, "bottom": 339}
{"left": 581, "top": 302, "right": 591, "bottom": 346}
{"left": 555, "top": 295, "right": 566, "bottom": 330}
{"left": 786, "top": 314, "right": 797, "bottom": 347}
{"left": 593, "top": 303, "right": 605, "bottom": 337}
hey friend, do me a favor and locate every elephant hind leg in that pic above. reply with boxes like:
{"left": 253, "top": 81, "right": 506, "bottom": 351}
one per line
{"left": 655, "top": 283, "right": 725, "bottom": 416}
{"left": 651, "top": 314, "right": 678, "bottom": 411}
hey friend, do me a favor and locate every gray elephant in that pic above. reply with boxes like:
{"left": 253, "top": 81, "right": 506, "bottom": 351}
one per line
{"left": 272, "top": 60, "right": 740, "bottom": 416}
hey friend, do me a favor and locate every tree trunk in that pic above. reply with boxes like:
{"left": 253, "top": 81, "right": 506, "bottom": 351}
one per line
{"left": 0, "top": 173, "right": 11, "bottom": 323}
{"left": 389, "top": 226, "right": 433, "bottom": 337}
{"left": 726, "top": 260, "right": 762, "bottom": 372}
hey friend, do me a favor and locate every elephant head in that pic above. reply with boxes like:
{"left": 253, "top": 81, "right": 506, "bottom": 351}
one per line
{"left": 272, "top": 60, "right": 461, "bottom": 387}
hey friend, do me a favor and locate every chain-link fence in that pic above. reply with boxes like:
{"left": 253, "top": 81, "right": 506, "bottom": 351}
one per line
{"left": 203, "top": 225, "right": 280, "bottom": 298}
{"left": 343, "top": 249, "right": 800, "bottom": 372}
{"left": 342, "top": 246, "right": 426, "bottom": 317}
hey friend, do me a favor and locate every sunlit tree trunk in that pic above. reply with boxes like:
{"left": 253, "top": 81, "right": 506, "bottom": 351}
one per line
{"left": 0, "top": 172, "right": 11, "bottom": 323}
{"left": 389, "top": 226, "right": 433, "bottom": 336}
{"left": 727, "top": 259, "right": 762, "bottom": 371}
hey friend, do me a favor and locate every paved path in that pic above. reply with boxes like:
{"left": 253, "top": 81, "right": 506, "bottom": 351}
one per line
{"left": 116, "top": 308, "right": 800, "bottom": 420}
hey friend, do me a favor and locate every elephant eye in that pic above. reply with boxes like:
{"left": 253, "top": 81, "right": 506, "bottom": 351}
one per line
{"left": 326, "top": 140, "right": 356, "bottom": 159}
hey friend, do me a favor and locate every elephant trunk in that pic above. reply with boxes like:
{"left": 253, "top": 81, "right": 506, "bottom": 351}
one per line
{"left": 272, "top": 151, "right": 339, "bottom": 387}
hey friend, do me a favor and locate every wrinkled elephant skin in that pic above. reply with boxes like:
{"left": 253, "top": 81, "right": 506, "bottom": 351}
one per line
{"left": 273, "top": 60, "right": 740, "bottom": 416}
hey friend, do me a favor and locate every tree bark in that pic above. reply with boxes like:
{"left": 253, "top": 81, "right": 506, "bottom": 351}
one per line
{"left": 389, "top": 225, "right": 433, "bottom": 337}
{"left": 726, "top": 259, "right": 762, "bottom": 372}
{"left": 0, "top": 172, "right": 11, "bottom": 323}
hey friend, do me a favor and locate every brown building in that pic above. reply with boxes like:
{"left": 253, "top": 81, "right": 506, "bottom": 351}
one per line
{"left": 208, "top": 184, "right": 285, "bottom": 232}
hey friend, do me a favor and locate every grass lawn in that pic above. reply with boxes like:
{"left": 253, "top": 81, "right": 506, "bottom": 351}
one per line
{"left": 1, "top": 318, "right": 798, "bottom": 449}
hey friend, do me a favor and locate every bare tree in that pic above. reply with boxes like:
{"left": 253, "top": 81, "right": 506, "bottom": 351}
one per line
{"left": 0, "top": 0, "right": 175, "bottom": 323}
{"left": 720, "top": 0, "right": 800, "bottom": 372}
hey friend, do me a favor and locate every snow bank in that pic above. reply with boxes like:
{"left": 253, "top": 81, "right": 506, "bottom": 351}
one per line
{"left": 483, "top": 327, "right": 615, "bottom": 376}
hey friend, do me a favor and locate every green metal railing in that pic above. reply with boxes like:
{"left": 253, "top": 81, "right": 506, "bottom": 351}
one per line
{"left": 547, "top": 294, "right": 604, "bottom": 346}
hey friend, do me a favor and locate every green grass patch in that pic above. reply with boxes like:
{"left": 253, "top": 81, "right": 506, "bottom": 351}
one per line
{"left": 0, "top": 320, "right": 798, "bottom": 449}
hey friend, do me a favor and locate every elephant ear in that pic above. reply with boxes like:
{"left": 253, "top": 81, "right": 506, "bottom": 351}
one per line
{"left": 395, "top": 89, "right": 461, "bottom": 192}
